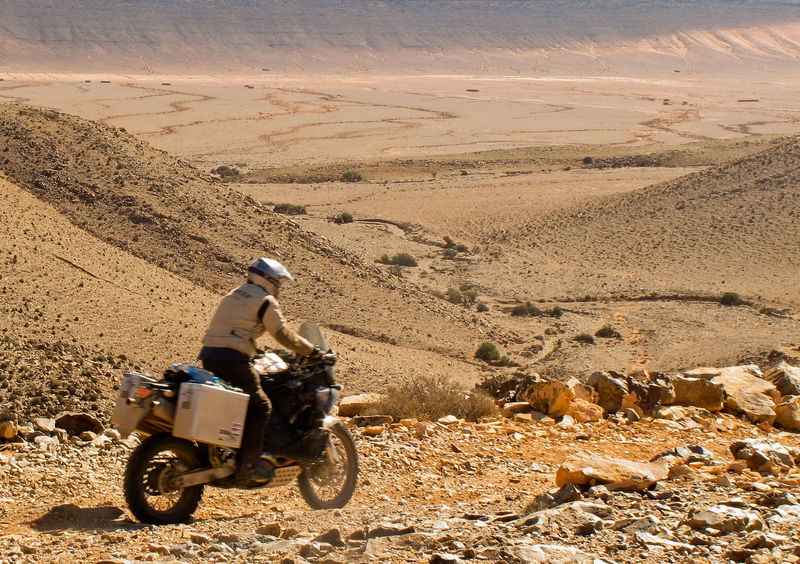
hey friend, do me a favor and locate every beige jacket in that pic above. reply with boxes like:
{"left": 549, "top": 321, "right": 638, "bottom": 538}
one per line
{"left": 202, "top": 282, "right": 315, "bottom": 358}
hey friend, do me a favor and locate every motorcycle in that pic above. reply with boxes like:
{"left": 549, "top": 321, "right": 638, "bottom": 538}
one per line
{"left": 112, "top": 322, "right": 358, "bottom": 524}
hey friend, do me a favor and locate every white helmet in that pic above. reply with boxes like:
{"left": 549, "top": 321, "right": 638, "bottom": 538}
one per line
{"left": 247, "top": 257, "right": 293, "bottom": 292}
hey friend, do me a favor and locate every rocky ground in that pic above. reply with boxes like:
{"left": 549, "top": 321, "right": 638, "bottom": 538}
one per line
{"left": 3, "top": 359, "right": 800, "bottom": 564}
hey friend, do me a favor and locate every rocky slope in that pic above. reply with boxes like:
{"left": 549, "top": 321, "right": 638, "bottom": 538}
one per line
{"left": 0, "top": 102, "right": 507, "bottom": 421}
{"left": 3, "top": 368, "right": 800, "bottom": 563}
{"left": 495, "top": 136, "right": 800, "bottom": 306}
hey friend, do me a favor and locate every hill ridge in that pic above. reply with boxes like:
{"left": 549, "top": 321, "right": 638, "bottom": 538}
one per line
{"left": 0, "top": 103, "right": 503, "bottom": 357}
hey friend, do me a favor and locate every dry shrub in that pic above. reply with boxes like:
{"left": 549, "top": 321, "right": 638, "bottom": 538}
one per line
{"left": 369, "top": 375, "right": 498, "bottom": 422}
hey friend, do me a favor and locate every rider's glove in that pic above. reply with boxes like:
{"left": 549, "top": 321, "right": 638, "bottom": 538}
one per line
{"left": 308, "top": 347, "right": 337, "bottom": 365}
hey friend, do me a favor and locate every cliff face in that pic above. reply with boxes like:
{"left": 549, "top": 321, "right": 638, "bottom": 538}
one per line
{"left": 2, "top": 1, "right": 800, "bottom": 74}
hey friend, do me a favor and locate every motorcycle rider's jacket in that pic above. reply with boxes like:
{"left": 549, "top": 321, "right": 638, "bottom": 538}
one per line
{"left": 201, "top": 282, "right": 315, "bottom": 358}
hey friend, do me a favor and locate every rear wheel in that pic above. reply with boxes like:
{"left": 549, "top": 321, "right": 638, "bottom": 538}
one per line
{"left": 298, "top": 422, "right": 358, "bottom": 509}
{"left": 124, "top": 434, "right": 205, "bottom": 524}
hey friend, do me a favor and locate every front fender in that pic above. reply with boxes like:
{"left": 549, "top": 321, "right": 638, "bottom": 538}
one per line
{"left": 322, "top": 415, "right": 342, "bottom": 429}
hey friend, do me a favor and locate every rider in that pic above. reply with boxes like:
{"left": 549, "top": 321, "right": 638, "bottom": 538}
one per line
{"left": 198, "top": 257, "right": 321, "bottom": 482}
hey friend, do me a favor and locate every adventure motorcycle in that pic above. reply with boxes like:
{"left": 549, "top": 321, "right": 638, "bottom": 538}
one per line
{"left": 112, "top": 323, "right": 358, "bottom": 524}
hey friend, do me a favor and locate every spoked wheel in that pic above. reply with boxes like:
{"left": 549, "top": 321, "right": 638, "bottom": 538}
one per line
{"left": 298, "top": 422, "right": 358, "bottom": 509}
{"left": 124, "top": 434, "right": 205, "bottom": 524}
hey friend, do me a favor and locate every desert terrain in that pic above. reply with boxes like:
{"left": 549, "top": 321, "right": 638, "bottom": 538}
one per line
{"left": 1, "top": 1, "right": 800, "bottom": 562}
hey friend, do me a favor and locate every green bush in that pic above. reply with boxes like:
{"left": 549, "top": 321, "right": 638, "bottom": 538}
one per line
{"left": 595, "top": 325, "right": 621, "bottom": 339}
{"left": 475, "top": 341, "right": 501, "bottom": 362}
{"left": 720, "top": 292, "right": 743, "bottom": 306}
{"left": 388, "top": 265, "right": 404, "bottom": 278}
{"left": 456, "top": 243, "right": 469, "bottom": 253}
{"left": 334, "top": 212, "right": 354, "bottom": 224}
{"left": 574, "top": 333, "right": 596, "bottom": 344}
{"left": 273, "top": 203, "right": 307, "bottom": 215}
{"left": 443, "top": 248, "right": 458, "bottom": 259}
{"left": 368, "top": 375, "right": 497, "bottom": 422}
{"left": 446, "top": 288, "right": 463, "bottom": 304}
{"left": 211, "top": 165, "right": 240, "bottom": 178}
{"left": 443, "top": 235, "right": 455, "bottom": 248}
{"left": 511, "top": 301, "right": 563, "bottom": 318}
{"left": 341, "top": 171, "right": 363, "bottom": 182}
{"left": 379, "top": 253, "right": 418, "bottom": 267}
{"left": 511, "top": 301, "right": 542, "bottom": 317}
{"left": 462, "top": 289, "right": 478, "bottom": 305}
{"left": 393, "top": 252, "right": 418, "bottom": 267}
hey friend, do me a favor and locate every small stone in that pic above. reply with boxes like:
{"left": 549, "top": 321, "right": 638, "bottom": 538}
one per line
{"left": 556, "top": 453, "right": 669, "bottom": 491}
{"left": 189, "top": 532, "right": 212, "bottom": 544}
{"left": 256, "top": 522, "right": 282, "bottom": 537}
{"left": 0, "top": 420, "right": 19, "bottom": 440}
{"left": 313, "top": 529, "right": 345, "bottom": 547}
{"left": 429, "top": 554, "right": 464, "bottom": 564}
{"left": 368, "top": 524, "right": 416, "bottom": 538}
{"left": 556, "top": 414, "right": 576, "bottom": 429}
{"left": 686, "top": 505, "right": 764, "bottom": 533}
{"left": 361, "top": 426, "right": 385, "bottom": 436}
{"left": 502, "top": 401, "right": 533, "bottom": 418}
{"left": 79, "top": 431, "right": 98, "bottom": 441}
{"left": 351, "top": 415, "right": 393, "bottom": 427}
{"left": 438, "top": 415, "right": 460, "bottom": 425}
{"left": 337, "top": 393, "right": 386, "bottom": 417}
{"left": 34, "top": 418, "right": 56, "bottom": 433}
{"left": 775, "top": 396, "right": 800, "bottom": 432}
{"left": 730, "top": 439, "right": 795, "bottom": 474}
{"left": 512, "top": 543, "right": 602, "bottom": 562}
{"left": 566, "top": 398, "right": 604, "bottom": 423}
{"left": 54, "top": 412, "right": 104, "bottom": 436}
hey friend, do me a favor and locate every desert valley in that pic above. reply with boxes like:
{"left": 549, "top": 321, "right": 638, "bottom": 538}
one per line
{"left": 1, "top": 1, "right": 800, "bottom": 562}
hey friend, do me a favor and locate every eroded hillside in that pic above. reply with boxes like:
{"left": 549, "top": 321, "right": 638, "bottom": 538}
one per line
{"left": 0, "top": 103, "right": 506, "bottom": 419}
{"left": 496, "top": 139, "right": 800, "bottom": 307}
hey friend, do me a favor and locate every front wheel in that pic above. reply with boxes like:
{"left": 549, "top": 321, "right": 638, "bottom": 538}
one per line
{"left": 124, "top": 434, "right": 205, "bottom": 524}
{"left": 298, "top": 422, "right": 358, "bottom": 509}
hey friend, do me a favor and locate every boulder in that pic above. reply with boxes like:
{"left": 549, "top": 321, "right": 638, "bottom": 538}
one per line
{"left": 630, "top": 378, "right": 672, "bottom": 415}
{"left": 726, "top": 390, "right": 776, "bottom": 425}
{"left": 556, "top": 453, "right": 669, "bottom": 491}
{"left": 566, "top": 398, "right": 604, "bottom": 423}
{"left": 775, "top": 396, "right": 800, "bottom": 431}
{"left": 730, "top": 439, "right": 796, "bottom": 474}
{"left": 671, "top": 376, "right": 725, "bottom": 411}
{"left": 502, "top": 401, "right": 533, "bottom": 418}
{"left": 764, "top": 362, "right": 800, "bottom": 397}
{"left": 588, "top": 371, "right": 628, "bottom": 414}
{"left": 522, "top": 380, "right": 575, "bottom": 419}
{"left": 685, "top": 365, "right": 779, "bottom": 402}
{"left": 566, "top": 378, "right": 598, "bottom": 403}
{"left": 54, "top": 412, "right": 104, "bottom": 436}
{"left": 685, "top": 505, "right": 764, "bottom": 533}
{"left": 337, "top": 393, "right": 386, "bottom": 417}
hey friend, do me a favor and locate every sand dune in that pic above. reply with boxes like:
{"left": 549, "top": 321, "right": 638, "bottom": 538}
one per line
{"left": 2, "top": 1, "right": 800, "bottom": 75}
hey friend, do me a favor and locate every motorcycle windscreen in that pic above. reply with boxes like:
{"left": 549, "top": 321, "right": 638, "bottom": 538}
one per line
{"left": 299, "top": 321, "right": 328, "bottom": 351}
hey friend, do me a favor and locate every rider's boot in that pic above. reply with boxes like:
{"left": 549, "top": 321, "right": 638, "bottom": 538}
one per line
{"left": 236, "top": 455, "right": 275, "bottom": 483}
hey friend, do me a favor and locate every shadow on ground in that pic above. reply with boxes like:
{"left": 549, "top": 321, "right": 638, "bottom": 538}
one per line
{"left": 29, "top": 504, "right": 139, "bottom": 532}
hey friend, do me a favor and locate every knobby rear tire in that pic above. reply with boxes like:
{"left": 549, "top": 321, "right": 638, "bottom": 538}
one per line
{"left": 298, "top": 422, "right": 358, "bottom": 509}
{"left": 124, "top": 434, "right": 205, "bottom": 524}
